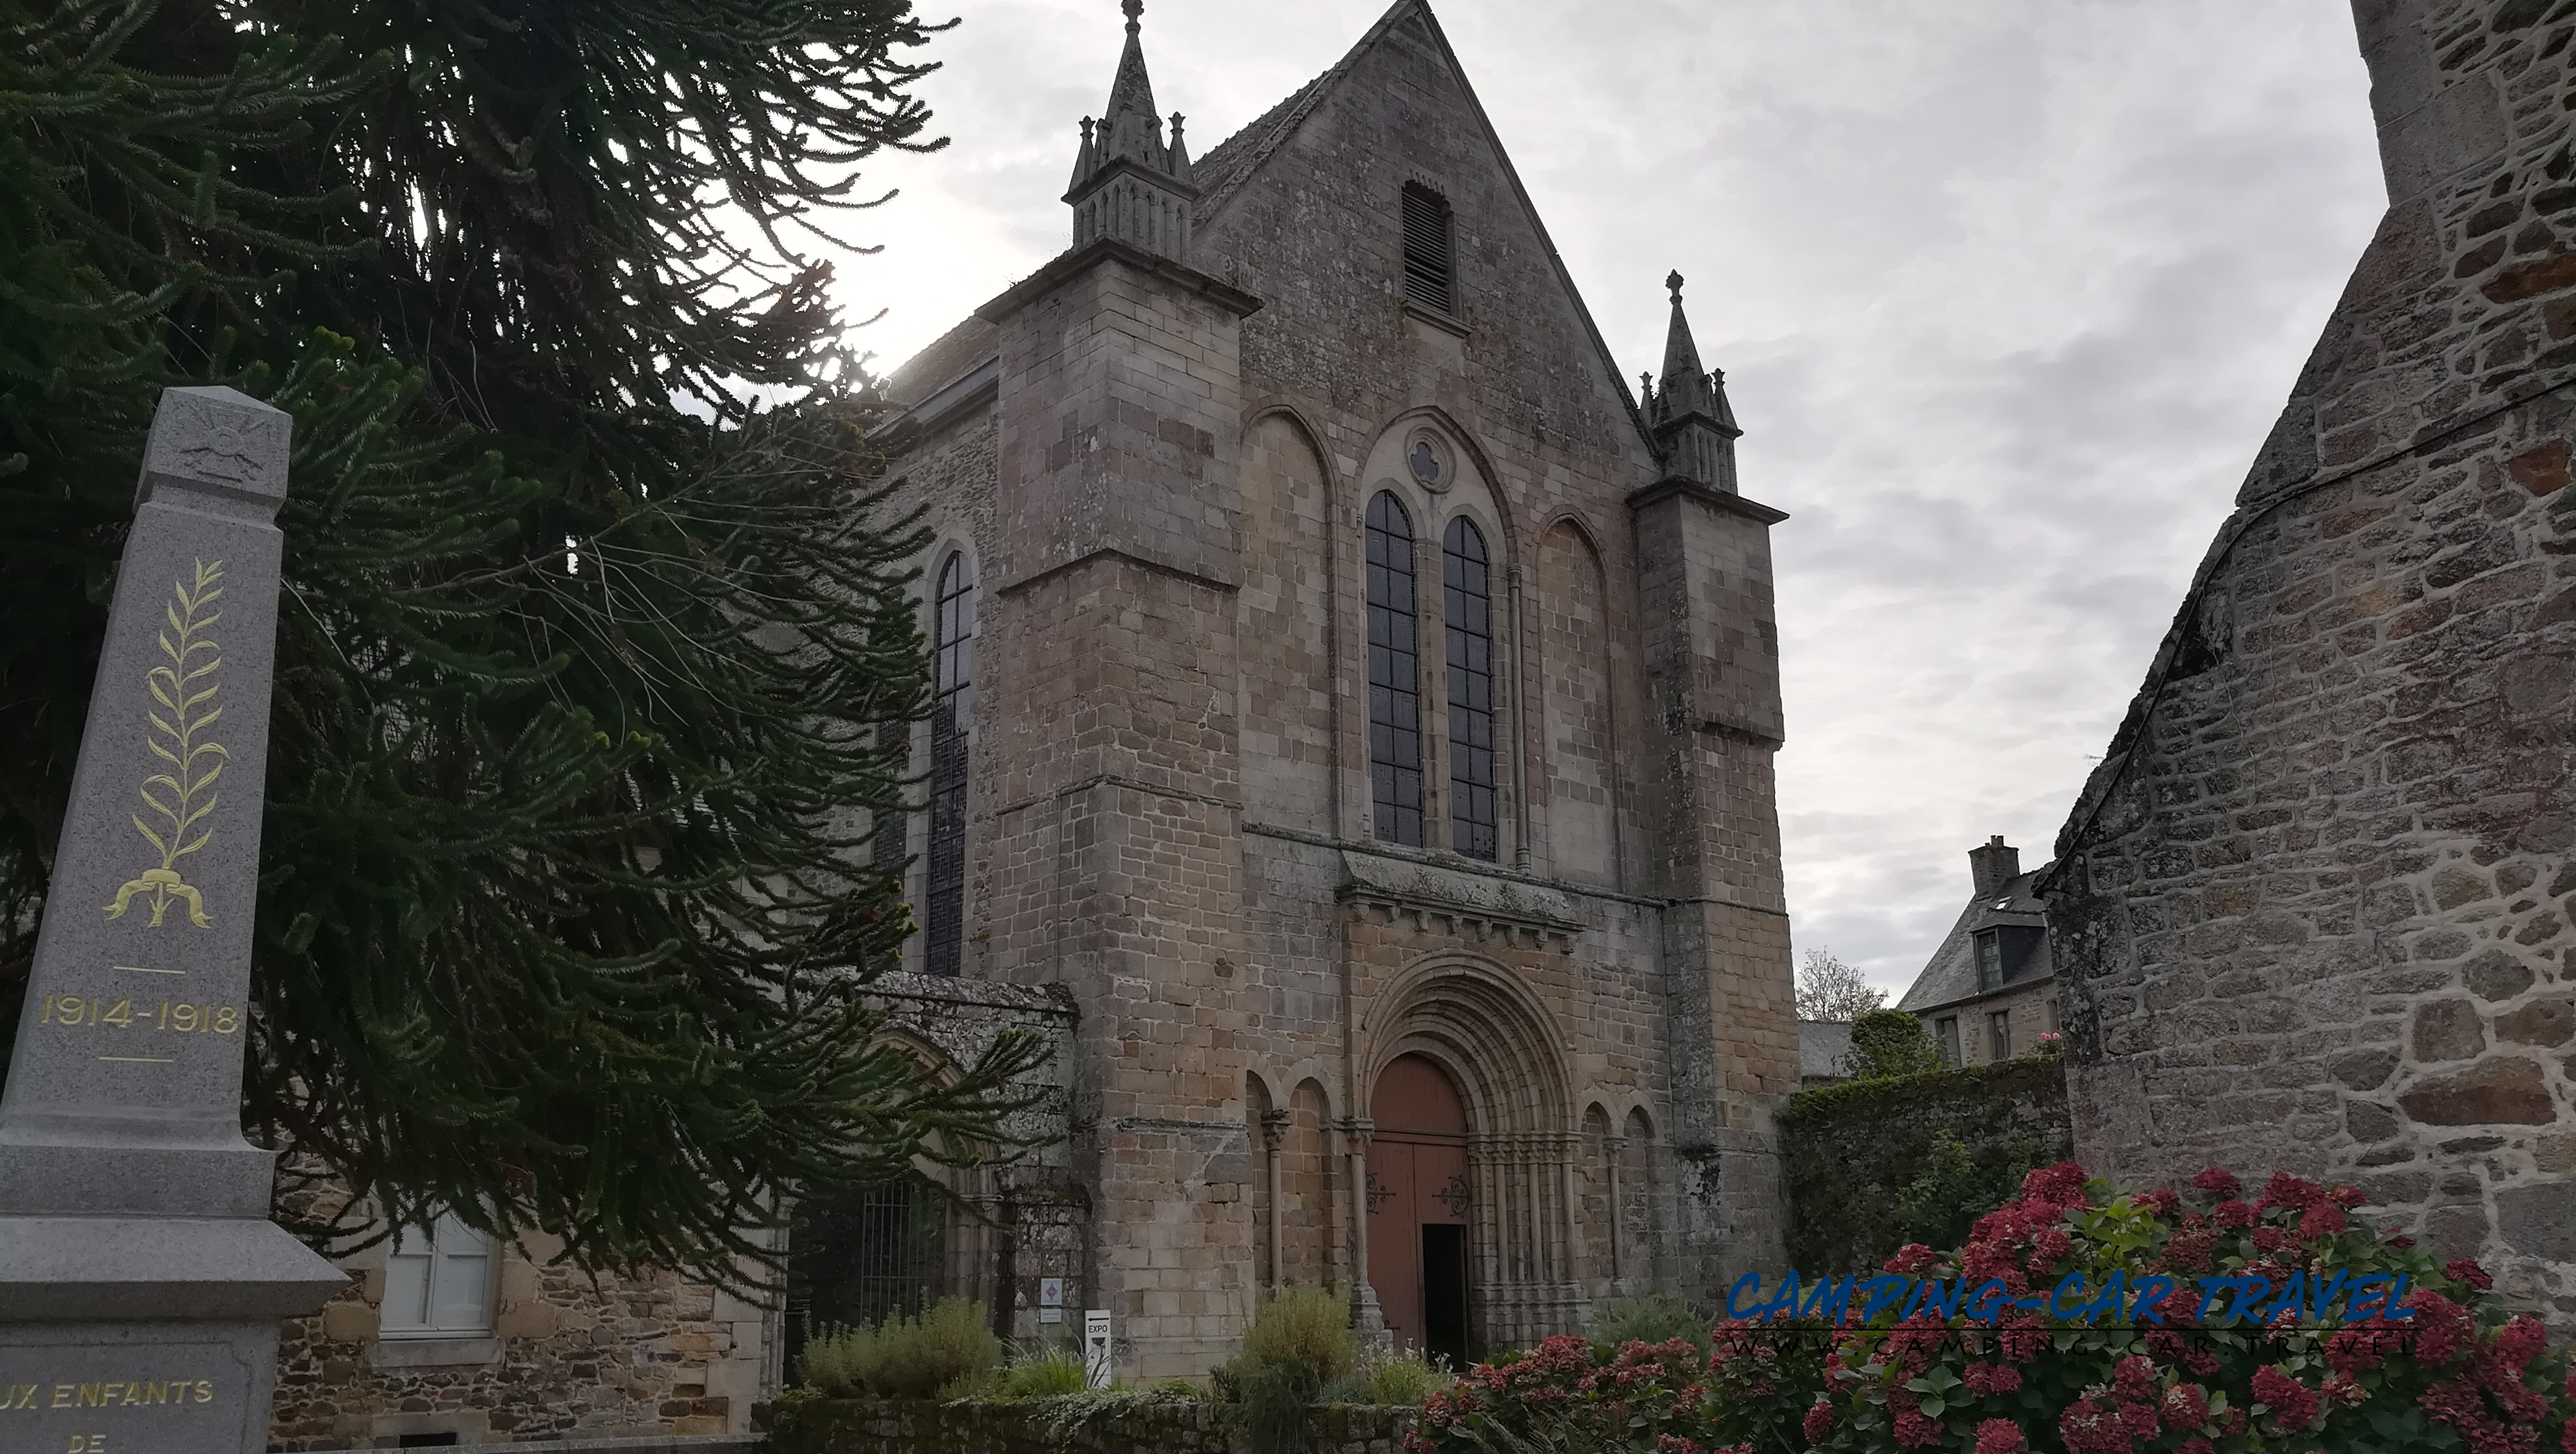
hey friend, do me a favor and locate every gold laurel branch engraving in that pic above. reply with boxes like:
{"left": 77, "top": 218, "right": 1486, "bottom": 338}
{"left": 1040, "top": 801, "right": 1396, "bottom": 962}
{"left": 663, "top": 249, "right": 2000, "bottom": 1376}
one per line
{"left": 105, "top": 559, "right": 225, "bottom": 928}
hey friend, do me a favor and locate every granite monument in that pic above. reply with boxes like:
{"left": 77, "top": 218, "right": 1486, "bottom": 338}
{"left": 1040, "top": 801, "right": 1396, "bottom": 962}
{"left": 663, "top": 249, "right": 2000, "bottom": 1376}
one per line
{"left": 0, "top": 386, "right": 345, "bottom": 1452}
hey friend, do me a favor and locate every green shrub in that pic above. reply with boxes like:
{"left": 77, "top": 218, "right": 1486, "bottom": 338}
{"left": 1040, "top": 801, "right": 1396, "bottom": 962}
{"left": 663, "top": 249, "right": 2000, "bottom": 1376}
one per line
{"left": 1215, "top": 1287, "right": 1361, "bottom": 1454}
{"left": 1238, "top": 1285, "right": 1359, "bottom": 1383}
{"left": 799, "top": 1325, "right": 868, "bottom": 1396}
{"left": 1319, "top": 1351, "right": 1453, "bottom": 1407}
{"left": 1226, "top": 1361, "right": 1322, "bottom": 1454}
{"left": 994, "top": 1340, "right": 1087, "bottom": 1399}
{"left": 1848, "top": 1007, "right": 1942, "bottom": 1079}
{"left": 1590, "top": 1292, "right": 1707, "bottom": 1353}
{"left": 1029, "top": 1383, "right": 1202, "bottom": 1440}
{"left": 797, "top": 1297, "right": 1001, "bottom": 1399}
{"left": 1892, "top": 1129, "right": 2044, "bottom": 1251}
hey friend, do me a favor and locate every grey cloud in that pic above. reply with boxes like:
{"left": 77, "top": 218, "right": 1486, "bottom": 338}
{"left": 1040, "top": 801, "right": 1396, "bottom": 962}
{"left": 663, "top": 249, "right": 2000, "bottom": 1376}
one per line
{"left": 824, "top": 0, "right": 2383, "bottom": 1001}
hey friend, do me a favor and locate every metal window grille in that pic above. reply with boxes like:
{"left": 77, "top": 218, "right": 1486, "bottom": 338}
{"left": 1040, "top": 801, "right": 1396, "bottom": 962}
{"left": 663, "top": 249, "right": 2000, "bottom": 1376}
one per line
{"left": 1402, "top": 183, "right": 1454, "bottom": 314}
{"left": 786, "top": 1177, "right": 949, "bottom": 1368}
{"left": 1367, "top": 493, "right": 1424, "bottom": 846}
{"left": 927, "top": 552, "right": 975, "bottom": 977}
{"left": 872, "top": 722, "right": 910, "bottom": 872}
{"left": 1443, "top": 517, "right": 1498, "bottom": 860}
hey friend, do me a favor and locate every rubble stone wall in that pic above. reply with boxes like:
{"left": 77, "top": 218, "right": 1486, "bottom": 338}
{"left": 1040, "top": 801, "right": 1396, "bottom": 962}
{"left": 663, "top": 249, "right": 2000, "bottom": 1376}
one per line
{"left": 267, "top": 975, "right": 1075, "bottom": 1449}
{"left": 761, "top": 1396, "right": 1414, "bottom": 1454}
{"left": 2050, "top": 0, "right": 2576, "bottom": 1324}
{"left": 270, "top": 1240, "right": 769, "bottom": 1449}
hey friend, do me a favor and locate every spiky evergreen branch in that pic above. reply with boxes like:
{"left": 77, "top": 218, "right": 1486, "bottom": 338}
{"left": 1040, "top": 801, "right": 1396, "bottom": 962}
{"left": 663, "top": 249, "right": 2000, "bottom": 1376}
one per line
{"left": 0, "top": 0, "right": 1041, "bottom": 1287}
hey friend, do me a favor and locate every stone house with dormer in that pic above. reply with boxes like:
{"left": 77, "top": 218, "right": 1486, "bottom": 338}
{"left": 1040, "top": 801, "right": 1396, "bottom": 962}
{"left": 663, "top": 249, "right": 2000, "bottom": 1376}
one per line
{"left": 1896, "top": 837, "right": 2061, "bottom": 1070}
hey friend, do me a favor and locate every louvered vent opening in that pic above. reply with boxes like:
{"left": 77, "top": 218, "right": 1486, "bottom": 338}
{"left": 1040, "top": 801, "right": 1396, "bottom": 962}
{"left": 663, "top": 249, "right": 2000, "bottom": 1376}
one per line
{"left": 1402, "top": 182, "right": 1454, "bottom": 314}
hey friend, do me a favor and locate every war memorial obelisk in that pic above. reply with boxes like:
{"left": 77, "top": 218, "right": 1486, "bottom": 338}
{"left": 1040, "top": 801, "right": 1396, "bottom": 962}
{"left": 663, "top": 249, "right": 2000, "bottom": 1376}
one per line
{"left": 0, "top": 387, "right": 345, "bottom": 1451}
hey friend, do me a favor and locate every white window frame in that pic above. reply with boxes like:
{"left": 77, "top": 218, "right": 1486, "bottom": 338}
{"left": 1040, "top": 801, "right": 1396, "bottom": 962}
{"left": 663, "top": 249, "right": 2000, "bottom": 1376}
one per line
{"left": 380, "top": 1211, "right": 499, "bottom": 1338}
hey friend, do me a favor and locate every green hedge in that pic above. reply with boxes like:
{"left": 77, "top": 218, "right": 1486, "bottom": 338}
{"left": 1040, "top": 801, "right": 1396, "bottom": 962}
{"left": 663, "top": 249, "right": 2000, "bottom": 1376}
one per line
{"left": 1784, "top": 1048, "right": 2066, "bottom": 1124}
{"left": 1780, "top": 1054, "right": 2070, "bottom": 1274}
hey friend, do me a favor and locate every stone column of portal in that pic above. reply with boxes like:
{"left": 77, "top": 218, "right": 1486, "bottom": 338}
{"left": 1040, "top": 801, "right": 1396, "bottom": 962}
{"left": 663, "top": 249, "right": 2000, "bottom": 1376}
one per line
{"left": 0, "top": 388, "right": 346, "bottom": 1453}
{"left": 1602, "top": 1134, "right": 1626, "bottom": 1287}
{"left": 1259, "top": 1109, "right": 1288, "bottom": 1294}
{"left": 1341, "top": 1119, "right": 1381, "bottom": 1342}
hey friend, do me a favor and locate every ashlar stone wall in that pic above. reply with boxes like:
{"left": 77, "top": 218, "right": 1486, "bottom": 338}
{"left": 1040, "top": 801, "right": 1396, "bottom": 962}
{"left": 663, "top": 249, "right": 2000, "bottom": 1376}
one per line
{"left": 2048, "top": 0, "right": 2576, "bottom": 1324}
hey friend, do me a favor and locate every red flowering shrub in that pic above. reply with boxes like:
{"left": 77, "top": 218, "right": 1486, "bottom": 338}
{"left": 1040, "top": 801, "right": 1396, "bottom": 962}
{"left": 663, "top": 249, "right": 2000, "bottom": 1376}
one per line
{"left": 1407, "top": 1162, "right": 2576, "bottom": 1454}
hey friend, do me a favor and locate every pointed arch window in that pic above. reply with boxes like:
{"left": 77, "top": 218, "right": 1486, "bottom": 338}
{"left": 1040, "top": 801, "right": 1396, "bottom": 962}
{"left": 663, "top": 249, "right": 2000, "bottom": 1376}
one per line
{"left": 1443, "top": 517, "right": 1497, "bottom": 861}
{"left": 926, "top": 551, "right": 975, "bottom": 977}
{"left": 1367, "top": 493, "right": 1424, "bottom": 847}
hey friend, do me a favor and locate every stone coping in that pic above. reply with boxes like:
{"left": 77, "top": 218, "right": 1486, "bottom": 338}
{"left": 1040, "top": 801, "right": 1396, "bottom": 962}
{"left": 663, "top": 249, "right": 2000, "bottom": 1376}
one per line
{"left": 290, "top": 1437, "right": 762, "bottom": 1453}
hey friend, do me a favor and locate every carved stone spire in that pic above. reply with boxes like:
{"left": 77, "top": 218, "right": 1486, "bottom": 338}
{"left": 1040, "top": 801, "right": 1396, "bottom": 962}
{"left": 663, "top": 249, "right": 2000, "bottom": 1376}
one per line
{"left": 1645, "top": 271, "right": 1742, "bottom": 493}
{"left": 1065, "top": 0, "right": 1197, "bottom": 259}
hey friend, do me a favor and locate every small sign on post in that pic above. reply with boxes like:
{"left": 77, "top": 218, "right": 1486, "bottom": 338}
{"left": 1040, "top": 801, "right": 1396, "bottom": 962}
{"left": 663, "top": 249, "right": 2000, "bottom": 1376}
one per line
{"left": 1082, "top": 1309, "right": 1113, "bottom": 1390}
{"left": 1038, "top": 1276, "right": 1065, "bottom": 1324}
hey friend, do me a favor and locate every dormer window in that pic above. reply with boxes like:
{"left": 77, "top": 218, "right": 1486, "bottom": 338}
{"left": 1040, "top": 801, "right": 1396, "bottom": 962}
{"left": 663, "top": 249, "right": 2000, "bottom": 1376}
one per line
{"left": 1402, "top": 182, "right": 1455, "bottom": 314}
{"left": 1975, "top": 931, "right": 2003, "bottom": 992}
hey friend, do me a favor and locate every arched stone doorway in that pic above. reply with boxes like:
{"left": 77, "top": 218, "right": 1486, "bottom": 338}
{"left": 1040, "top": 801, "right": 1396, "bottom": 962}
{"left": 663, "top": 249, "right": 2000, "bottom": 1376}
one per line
{"left": 1359, "top": 957, "right": 1585, "bottom": 1353}
{"left": 1369, "top": 1054, "right": 1472, "bottom": 1368}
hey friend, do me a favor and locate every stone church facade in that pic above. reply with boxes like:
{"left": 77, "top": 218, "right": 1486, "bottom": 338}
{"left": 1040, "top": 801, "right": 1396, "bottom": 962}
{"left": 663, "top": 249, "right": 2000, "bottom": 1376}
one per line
{"left": 2048, "top": 0, "right": 2576, "bottom": 1325}
{"left": 863, "top": 0, "right": 1799, "bottom": 1381}
{"left": 253, "top": 1, "right": 1803, "bottom": 1433}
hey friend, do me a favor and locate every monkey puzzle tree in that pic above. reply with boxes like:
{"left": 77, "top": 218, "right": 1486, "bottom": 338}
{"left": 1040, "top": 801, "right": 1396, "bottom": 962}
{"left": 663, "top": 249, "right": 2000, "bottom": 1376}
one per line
{"left": 0, "top": 0, "right": 1039, "bottom": 1283}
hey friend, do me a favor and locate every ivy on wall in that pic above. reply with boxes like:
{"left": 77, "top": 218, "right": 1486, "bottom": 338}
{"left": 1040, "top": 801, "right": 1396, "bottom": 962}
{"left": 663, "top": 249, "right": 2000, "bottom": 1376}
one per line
{"left": 1779, "top": 1055, "right": 2071, "bottom": 1274}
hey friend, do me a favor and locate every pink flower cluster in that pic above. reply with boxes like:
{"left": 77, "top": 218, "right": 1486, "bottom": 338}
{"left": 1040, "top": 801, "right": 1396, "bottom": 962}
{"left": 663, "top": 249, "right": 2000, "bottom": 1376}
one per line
{"left": 1406, "top": 1161, "right": 2576, "bottom": 1454}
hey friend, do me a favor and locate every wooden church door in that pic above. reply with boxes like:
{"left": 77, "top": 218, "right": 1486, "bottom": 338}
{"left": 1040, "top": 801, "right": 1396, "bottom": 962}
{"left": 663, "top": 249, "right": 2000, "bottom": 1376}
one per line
{"left": 1368, "top": 1054, "right": 1472, "bottom": 1368}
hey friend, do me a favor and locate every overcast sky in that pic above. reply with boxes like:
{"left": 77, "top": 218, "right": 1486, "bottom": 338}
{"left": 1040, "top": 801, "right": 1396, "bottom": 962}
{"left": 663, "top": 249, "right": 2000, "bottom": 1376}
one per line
{"left": 821, "top": 0, "right": 2387, "bottom": 1001}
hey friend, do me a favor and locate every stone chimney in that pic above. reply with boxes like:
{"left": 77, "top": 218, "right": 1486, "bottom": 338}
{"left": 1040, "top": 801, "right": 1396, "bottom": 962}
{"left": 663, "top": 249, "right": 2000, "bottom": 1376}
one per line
{"left": 1968, "top": 835, "right": 2020, "bottom": 898}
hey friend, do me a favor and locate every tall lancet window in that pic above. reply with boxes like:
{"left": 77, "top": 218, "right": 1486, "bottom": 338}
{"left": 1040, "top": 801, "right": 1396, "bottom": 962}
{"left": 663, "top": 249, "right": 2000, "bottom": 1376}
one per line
{"left": 1367, "top": 493, "right": 1424, "bottom": 847}
{"left": 1443, "top": 517, "right": 1498, "bottom": 861}
{"left": 926, "top": 551, "right": 976, "bottom": 976}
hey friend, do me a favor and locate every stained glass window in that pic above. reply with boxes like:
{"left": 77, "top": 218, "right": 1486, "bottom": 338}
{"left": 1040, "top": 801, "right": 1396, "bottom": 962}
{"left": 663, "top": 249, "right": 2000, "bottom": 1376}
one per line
{"left": 1444, "top": 517, "right": 1497, "bottom": 861}
{"left": 926, "top": 551, "right": 974, "bottom": 976}
{"left": 1367, "top": 493, "right": 1423, "bottom": 846}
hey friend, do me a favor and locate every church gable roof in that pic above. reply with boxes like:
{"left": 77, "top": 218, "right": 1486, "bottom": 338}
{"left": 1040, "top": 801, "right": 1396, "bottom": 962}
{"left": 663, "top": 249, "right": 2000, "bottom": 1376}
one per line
{"left": 1191, "top": 0, "right": 1652, "bottom": 443}
{"left": 1192, "top": 77, "right": 1330, "bottom": 217}
{"left": 880, "top": 0, "right": 1665, "bottom": 454}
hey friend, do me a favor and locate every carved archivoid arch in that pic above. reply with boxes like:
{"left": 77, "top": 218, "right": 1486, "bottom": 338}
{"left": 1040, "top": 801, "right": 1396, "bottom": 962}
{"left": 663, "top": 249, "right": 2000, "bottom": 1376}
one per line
{"left": 1368, "top": 960, "right": 1584, "bottom": 1353}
